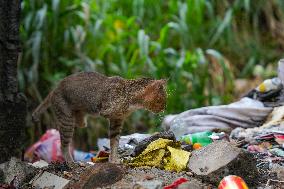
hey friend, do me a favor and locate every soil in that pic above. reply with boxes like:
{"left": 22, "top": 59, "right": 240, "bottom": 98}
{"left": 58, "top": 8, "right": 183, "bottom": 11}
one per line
{"left": 107, "top": 167, "right": 211, "bottom": 189}
{"left": 20, "top": 154, "right": 284, "bottom": 189}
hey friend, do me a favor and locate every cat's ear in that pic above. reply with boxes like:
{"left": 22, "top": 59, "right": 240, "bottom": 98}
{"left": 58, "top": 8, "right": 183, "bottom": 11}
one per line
{"left": 158, "top": 79, "right": 167, "bottom": 86}
{"left": 134, "top": 79, "right": 163, "bottom": 99}
{"left": 151, "top": 79, "right": 167, "bottom": 88}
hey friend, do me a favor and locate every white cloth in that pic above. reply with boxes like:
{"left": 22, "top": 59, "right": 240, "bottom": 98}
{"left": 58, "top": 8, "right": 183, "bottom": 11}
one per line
{"left": 162, "top": 98, "right": 273, "bottom": 138}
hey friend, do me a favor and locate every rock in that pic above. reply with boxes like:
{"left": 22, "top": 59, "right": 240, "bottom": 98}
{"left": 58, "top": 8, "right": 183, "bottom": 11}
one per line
{"left": 177, "top": 179, "right": 206, "bottom": 189}
{"left": 188, "top": 141, "right": 258, "bottom": 186}
{"left": 135, "top": 180, "right": 163, "bottom": 189}
{"left": 30, "top": 159, "right": 49, "bottom": 168}
{"left": 30, "top": 171, "right": 70, "bottom": 189}
{"left": 67, "top": 163, "right": 124, "bottom": 189}
{"left": 271, "top": 164, "right": 284, "bottom": 180}
{"left": 0, "top": 157, "right": 36, "bottom": 187}
{"left": 144, "top": 174, "right": 155, "bottom": 180}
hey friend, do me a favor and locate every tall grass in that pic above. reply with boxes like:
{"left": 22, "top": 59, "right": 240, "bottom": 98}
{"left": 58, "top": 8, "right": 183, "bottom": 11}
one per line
{"left": 20, "top": 0, "right": 284, "bottom": 149}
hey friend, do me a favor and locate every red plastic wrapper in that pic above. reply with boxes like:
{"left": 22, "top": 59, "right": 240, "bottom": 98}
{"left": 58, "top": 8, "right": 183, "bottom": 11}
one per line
{"left": 163, "top": 178, "right": 188, "bottom": 189}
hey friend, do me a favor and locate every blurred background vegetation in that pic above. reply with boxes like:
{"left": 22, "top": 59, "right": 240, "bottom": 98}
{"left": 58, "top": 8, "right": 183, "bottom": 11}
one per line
{"left": 20, "top": 0, "right": 284, "bottom": 151}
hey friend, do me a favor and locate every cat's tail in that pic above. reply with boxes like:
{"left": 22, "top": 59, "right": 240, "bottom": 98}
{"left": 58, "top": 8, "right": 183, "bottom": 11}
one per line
{"left": 32, "top": 90, "right": 53, "bottom": 122}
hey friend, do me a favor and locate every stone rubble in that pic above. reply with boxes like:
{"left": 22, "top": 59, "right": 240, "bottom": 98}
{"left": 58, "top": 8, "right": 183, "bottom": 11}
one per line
{"left": 188, "top": 140, "right": 259, "bottom": 186}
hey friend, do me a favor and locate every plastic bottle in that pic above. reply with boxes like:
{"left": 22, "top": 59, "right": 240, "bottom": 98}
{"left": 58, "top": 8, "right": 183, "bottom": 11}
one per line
{"left": 256, "top": 77, "right": 282, "bottom": 92}
{"left": 180, "top": 131, "right": 213, "bottom": 147}
{"left": 169, "top": 117, "right": 189, "bottom": 140}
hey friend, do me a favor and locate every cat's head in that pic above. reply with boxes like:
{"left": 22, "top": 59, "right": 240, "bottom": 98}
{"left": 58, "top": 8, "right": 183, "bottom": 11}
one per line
{"left": 137, "top": 79, "right": 167, "bottom": 113}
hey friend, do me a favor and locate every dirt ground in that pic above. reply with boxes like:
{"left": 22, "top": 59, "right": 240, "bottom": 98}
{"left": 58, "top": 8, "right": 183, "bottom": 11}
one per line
{"left": 22, "top": 155, "right": 284, "bottom": 189}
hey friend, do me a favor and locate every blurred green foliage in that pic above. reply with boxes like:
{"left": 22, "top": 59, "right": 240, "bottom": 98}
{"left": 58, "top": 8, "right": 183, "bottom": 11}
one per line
{"left": 20, "top": 0, "right": 284, "bottom": 149}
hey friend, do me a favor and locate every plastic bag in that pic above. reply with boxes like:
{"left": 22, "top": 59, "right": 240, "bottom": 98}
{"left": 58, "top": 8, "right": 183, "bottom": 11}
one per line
{"left": 24, "top": 129, "right": 94, "bottom": 163}
{"left": 24, "top": 129, "right": 64, "bottom": 163}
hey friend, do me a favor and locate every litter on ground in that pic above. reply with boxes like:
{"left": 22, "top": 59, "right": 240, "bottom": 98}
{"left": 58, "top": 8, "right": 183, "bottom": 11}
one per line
{"left": 3, "top": 59, "right": 284, "bottom": 188}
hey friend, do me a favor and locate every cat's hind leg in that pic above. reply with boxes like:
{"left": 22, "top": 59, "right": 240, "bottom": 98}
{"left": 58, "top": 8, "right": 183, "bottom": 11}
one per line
{"left": 54, "top": 100, "right": 75, "bottom": 163}
{"left": 109, "top": 118, "right": 123, "bottom": 164}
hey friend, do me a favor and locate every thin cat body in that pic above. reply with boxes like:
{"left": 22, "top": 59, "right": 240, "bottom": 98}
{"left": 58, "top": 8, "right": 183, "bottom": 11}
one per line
{"left": 32, "top": 71, "right": 167, "bottom": 163}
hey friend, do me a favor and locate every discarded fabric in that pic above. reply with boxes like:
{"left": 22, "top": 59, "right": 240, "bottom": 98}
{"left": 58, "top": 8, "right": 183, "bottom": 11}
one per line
{"left": 163, "top": 97, "right": 272, "bottom": 137}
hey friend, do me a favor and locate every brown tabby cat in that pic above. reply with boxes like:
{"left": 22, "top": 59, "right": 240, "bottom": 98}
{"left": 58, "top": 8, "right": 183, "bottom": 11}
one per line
{"left": 32, "top": 71, "right": 167, "bottom": 163}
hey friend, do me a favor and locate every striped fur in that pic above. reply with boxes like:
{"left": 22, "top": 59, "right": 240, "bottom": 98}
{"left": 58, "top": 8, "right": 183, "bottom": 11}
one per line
{"left": 32, "top": 71, "right": 167, "bottom": 163}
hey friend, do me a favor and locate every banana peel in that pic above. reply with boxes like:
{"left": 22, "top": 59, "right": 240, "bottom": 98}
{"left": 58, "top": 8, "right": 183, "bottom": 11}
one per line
{"left": 126, "top": 138, "right": 190, "bottom": 172}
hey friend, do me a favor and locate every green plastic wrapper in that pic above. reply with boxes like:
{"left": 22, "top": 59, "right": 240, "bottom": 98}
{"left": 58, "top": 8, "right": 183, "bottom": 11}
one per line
{"left": 180, "top": 131, "right": 213, "bottom": 147}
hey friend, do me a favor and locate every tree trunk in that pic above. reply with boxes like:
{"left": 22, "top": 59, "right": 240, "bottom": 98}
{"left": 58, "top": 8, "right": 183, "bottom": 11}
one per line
{"left": 0, "top": 0, "right": 27, "bottom": 163}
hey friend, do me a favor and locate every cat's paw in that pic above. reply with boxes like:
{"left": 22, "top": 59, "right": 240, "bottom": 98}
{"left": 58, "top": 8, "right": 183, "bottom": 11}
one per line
{"left": 109, "top": 158, "right": 121, "bottom": 164}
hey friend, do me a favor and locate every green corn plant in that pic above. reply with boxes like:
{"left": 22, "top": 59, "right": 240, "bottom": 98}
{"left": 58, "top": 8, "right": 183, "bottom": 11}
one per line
{"left": 20, "top": 0, "right": 284, "bottom": 150}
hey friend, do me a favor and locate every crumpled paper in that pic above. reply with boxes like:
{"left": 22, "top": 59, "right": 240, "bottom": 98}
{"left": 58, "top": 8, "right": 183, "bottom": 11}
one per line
{"left": 126, "top": 138, "right": 190, "bottom": 172}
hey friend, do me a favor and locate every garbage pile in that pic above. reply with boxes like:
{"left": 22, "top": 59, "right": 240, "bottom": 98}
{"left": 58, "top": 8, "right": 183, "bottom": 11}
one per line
{"left": 229, "top": 108, "right": 284, "bottom": 172}
{"left": 2, "top": 59, "right": 284, "bottom": 188}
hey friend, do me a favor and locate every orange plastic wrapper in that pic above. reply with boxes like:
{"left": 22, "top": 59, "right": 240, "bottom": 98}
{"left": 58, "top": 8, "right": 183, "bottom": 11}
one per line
{"left": 193, "top": 143, "right": 202, "bottom": 150}
{"left": 91, "top": 150, "right": 109, "bottom": 163}
{"left": 218, "top": 175, "right": 249, "bottom": 189}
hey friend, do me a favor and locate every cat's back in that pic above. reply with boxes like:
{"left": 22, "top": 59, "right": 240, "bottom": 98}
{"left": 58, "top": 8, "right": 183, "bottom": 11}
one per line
{"left": 68, "top": 71, "right": 107, "bottom": 81}
{"left": 64, "top": 71, "right": 106, "bottom": 83}
{"left": 55, "top": 71, "right": 107, "bottom": 94}
{"left": 52, "top": 72, "right": 108, "bottom": 109}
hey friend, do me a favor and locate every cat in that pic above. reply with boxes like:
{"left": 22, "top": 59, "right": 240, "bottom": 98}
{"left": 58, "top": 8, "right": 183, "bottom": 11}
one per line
{"left": 32, "top": 71, "right": 167, "bottom": 163}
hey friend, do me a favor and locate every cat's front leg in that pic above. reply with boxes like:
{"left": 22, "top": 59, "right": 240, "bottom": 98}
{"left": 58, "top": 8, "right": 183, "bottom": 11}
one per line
{"left": 109, "top": 118, "right": 123, "bottom": 164}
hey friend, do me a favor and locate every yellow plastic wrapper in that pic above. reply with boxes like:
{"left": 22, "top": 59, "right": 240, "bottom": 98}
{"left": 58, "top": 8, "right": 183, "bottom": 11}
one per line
{"left": 164, "top": 146, "right": 191, "bottom": 172}
{"left": 126, "top": 138, "right": 191, "bottom": 172}
{"left": 256, "top": 78, "right": 281, "bottom": 93}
